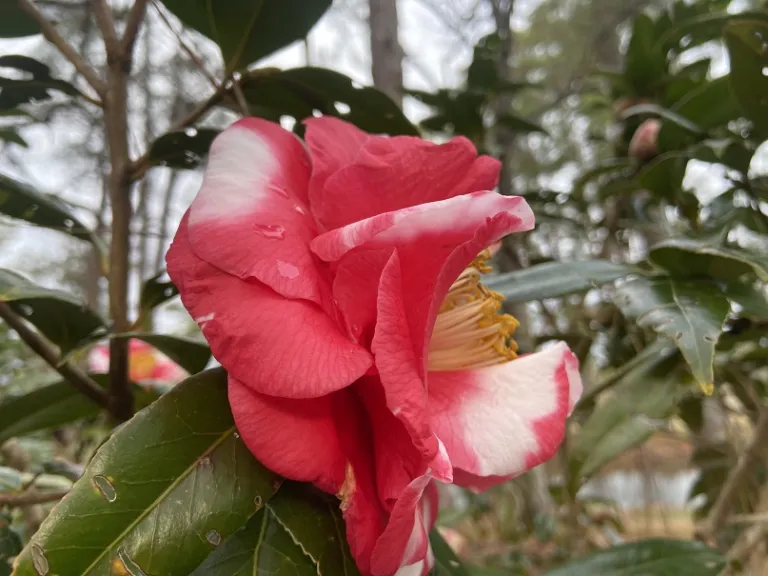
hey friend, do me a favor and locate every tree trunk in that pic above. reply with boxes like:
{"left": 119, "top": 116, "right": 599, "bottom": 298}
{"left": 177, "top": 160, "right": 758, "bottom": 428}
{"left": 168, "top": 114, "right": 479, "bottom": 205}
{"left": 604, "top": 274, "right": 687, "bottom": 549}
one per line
{"left": 368, "top": 0, "right": 403, "bottom": 107}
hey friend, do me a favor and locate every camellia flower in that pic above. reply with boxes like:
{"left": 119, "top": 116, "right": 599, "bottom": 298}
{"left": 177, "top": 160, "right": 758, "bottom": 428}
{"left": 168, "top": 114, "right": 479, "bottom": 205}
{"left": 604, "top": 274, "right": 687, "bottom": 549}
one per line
{"left": 88, "top": 339, "right": 187, "bottom": 384}
{"left": 628, "top": 118, "right": 661, "bottom": 160}
{"left": 167, "top": 117, "right": 582, "bottom": 576}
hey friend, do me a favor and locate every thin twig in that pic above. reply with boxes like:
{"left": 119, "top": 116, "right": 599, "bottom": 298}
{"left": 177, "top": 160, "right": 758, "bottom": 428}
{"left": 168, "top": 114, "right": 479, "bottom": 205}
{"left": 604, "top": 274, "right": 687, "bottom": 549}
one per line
{"left": 0, "top": 302, "right": 110, "bottom": 410}
{"left": 0, "top": 489, "right": 69, "bottom": 507}
{"left": 151, "top": 0, "right": 219, "bottom": 90}
{"left": 121, "top": 0, "right": 149, "bottom": 54}
{"left": 17, "top": 0, "right": 106, "bottom": 96}
{"left": 91, "top": 0, "right": 120, "bottom": 56}
{"left": 231, "top": 75, "right": 251, "bottom": 116}
{"left": 698, "top": 408, "right": 768, "bottom": 541}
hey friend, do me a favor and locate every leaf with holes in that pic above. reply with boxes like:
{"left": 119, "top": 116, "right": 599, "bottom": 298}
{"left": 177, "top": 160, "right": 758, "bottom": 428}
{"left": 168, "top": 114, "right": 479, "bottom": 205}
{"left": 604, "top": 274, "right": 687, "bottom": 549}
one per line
{"left": 0, "top": 173, "right": 100, "bottom": 247}
{"left": 613, "top": 278, "right": 729, "bottom": 389}
{"left": 147, "top": 129, "right": 219, "bottom": 169}
{"left": 484, "top": 260, "right": 636, "bottom": 303}
{"left": 650, "top": 237, "right": 768, "bottom": 281}
{"left": 0, "top": 55, "right": 79, "bottom": 110}
{"left": 0, "top": 376, "right": 158, "bottom": 443}
{"left": 191, "top": 481, "right": 359, "bottom": 576}
{"left": 236, "top": 67, "right": 417, "bottom": 136}
{"left": 0, "top": 268, "right": 107, "bottom": 354}
{"left": 13, "top": 369, "right": 281, "bottom": 576}
{"left": 159, "top": 0, "right": 331, "bottom": 72}
{"left": 543, "top": 539, "right": 724, "bottom": 575}
{"left": 725, "top": 20, "right": 768, "bottom": 138}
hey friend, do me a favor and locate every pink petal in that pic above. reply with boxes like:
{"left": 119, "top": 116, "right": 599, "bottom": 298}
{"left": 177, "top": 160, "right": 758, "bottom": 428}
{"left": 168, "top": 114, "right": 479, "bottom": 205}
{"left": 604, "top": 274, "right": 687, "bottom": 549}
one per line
{"left": 229, "top": 379, "right": 386, "bottom": 575}
{"left": 167, "top": 213, "right": 372, "bottom": 398}
{"left": 428, "top": 342, "right": 583, "bottom": 490}
{"left": 186, "top": 118, "right": 327, "bottom": 304}
{"left": 305, "top": 120, "right": 500, "bottom": 230}
{"left": 370, "top": 478, "right": 438, "bottom": 576}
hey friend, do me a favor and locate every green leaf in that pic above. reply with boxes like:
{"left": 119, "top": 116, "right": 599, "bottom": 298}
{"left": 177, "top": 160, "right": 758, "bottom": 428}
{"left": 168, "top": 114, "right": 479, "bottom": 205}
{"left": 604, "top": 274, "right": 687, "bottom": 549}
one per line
{"left": 724, "top": 20, "right": 768, "bottom": 138}
{"left": 13, "top": 369, "right": 282, "bottom": 576}
{"left": 496, "top": 113, "right": 546, "bottom": 134}
{"left": 625, "top": 14, "right": 668, "bottom": 95}
{"left": 238, "top": 67, "right": 417, "bottom": 136}
{"left": 620, "top": 103, "right": 704, "bottom": 135}
{"left": 0, "top": 129, "right": 27, "bottom": 147}
{"left": 0, "top": 268, "right": 107, "bottom": 354}
{"left": 147, "top": 128, "right": 219, "bottom": 169}
{"left": 635, "top": 152, "right": 688, "bottom": 199}
{"left": 571, "top": 351, "right": 686, "bottom": 481}
{"left": 430, "top": 530, "right": 470, "bottom": 576}
{"left": 159, "top": 0, "right": 331, "bottom": 72}
{"left": 0, "top": 1, "right": 40, "bottom": 37}
{"left": 191, "top": 481, "right": 359, "bottom": 575}
{"left": 0, "top": 55, "right": 79, "bottom": 110}
{"left": 650, "top": 237, "right": 768, "bottom": 281}
{"left": 0, "top": 375, "right": 158, "bottom": 443}
{"left": 112, "top": 332, "right": 211, "bottom": 375}
{"left": 484, "top": 260, "right": 636, "bottom": 303}
{"left": 723, "top": 282, "right": 768, "bottom": 318}
{"left": 139, "top": 273, "right": 179, "bottom": 312}
{"left": 613, "top": 278, "right": 729, "bottom": 389}
{"left": 0, "top": 523, "right": 21, "bottom": 561}
{"left": 0, "top": 174, "right": 100, "bottom": 247}
{"left": 543, "top": 539, "right": 724, "bottom": 575}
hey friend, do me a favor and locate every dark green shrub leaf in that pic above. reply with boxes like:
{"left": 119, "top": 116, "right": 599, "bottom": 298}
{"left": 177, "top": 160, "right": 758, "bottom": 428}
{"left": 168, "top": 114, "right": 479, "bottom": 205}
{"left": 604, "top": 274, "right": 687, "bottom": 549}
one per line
{"left": 13, "top": 369, "right": 281, "bottom": 576}
{"left": 0, "top": 55, "right": 79, "bottom": 109}
{"left": 613, "top": 278, "right": 729, "bottom": 389}
{"left": 0, "top": 2, "right": 40, "bottom": 38}
{"left": 159, "top": 0, "right": 331, "bottom": 72}
{"left": 148, "top": 128, "right": 220, "bottom": 169}
{"left": 543, "top": 539, "right": 724, "bottom": 575}
{"left": 650, "top": 237, "right": 768, "bottom": 281}
{"left": 430, "top": 530, "right": 470, "bottom": 576}
{"left": 725, "top": 20, "right": 768, "bottom": 138}
{"left": 112, "top": 332, "right": 211, "bottom": 375}
{"left": 484, "top": 260, "right": 636, "bottom": 303}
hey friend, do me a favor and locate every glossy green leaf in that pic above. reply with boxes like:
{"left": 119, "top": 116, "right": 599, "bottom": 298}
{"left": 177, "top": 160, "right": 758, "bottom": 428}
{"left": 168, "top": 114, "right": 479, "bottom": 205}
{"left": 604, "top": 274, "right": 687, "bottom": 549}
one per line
{"left": 496, "top": 113, "right": 546, "bottom": 134}
{"left": 543, "top": 539, "right": 724, "bottom": 575}
{"left": 112, "top": 332, "right": 211, "bottom": 375}
{"left": 0, "top": 174, "right": 100, "bottom": 246}
{"left": 0, "top": 375, "right": 157, "bottom": 443}
{"left": 0, "top": 523, "right": 21, "bottom": 561}
{"left": 625, "top": 14, "right": 668, "bottom": 94}
{"left": 430, "top": 531, "right": 470, "bottom": 576}
{"left": 613, "top": 278, "right": 729, "bottom": 388}
{"left": 484, "top": 260, "right": 636, "bottom": 303}
{"left": 650, "top": 237, "right": 768, "bottom": 281}
{"left": 0, "top": 1, "right": 40, "bottom": 37}
{"left": 725, "top": 20, "right": 768, "bottom": 138}
{"left": 636, "top": 152, "right": 688, "bottom": 198}
{"left": 620, "top": 103, "right": 703, "bottom": 135}
{"left": 159, "top": 0, "right": 331, "bottom": 72}
{"left": 0, "top": 129, "right": 26, "bottom": 147}
{"left": 147, "top": 128, "right": 219, "bottom": 169}
{"left": 0, "top": 268, "right": 107, "bottom": 354}
{"left": 13, "top": 369, "right": 281, "bottom": 576}
{"left": 139, "top": 273, "right": 179, "bottom": 312}
{"left": 0, "top": 55, "right": 79, "bottom": 110}
{"left": 571, "top": 348, "right": 685, "bottom": 481}
{"left": 191, "top": 481, "right": 359, "bottom": 576}
{"left": 723, "top": 282, "right": 768, "bottom": 318}
{"left": 238, "top": 67, "right": 417, "bottom": 136}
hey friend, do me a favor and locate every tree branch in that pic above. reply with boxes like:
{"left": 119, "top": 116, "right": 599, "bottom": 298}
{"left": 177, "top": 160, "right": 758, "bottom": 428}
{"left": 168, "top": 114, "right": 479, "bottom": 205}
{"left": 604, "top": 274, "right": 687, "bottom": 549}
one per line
{"left": 698, "top": 408, "right": 768, "bottom": 541}
{"left": 91, "top": 0, "right": 120, "bottom": 56}
{"left": 122, "top": 0, "right": 149, "bottom": 55}
{"left": 0, "top": 489, "right": 69, "bottom": 508}
{"left": 17, "top": 0, "right": 106, "bottom": 96}
{"left": 0, "top": 302, "right": 110, "bottom": 410}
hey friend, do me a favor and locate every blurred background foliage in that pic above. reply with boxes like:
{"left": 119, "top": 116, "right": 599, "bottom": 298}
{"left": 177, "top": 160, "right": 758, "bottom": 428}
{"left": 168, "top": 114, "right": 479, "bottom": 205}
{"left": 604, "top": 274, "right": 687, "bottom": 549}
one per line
{"left": 2, "top": 0, "right": 768, "bottom": 574}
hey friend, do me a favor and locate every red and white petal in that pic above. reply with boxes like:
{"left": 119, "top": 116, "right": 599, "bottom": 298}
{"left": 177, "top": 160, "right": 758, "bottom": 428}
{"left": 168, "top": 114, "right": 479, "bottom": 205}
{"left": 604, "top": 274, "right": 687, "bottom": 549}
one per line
{"left": 370, "top": 478, "right": 438, "bottom": 576}
{"left": 307, "top": 127, "right": 500, "bottom": 231}
{"left": 167, "top": 213, "right": 372, "bottom": 398}
{"left": 186, "top": 118, "right": 327, "bottom": 303}
{"left": 427, "top": 342, "right": 583, "bottom": 490}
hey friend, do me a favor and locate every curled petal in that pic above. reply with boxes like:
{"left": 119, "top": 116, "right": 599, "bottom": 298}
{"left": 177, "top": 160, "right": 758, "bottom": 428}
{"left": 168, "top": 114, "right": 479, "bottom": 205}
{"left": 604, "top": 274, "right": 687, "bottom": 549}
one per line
{"left": 186, "top": 118, "right": 327, "bottom": 303}
{"left": 428, "top": 342, "right": 583, "bottom": 490}
{"left": 167, "top": 213, "right": 372, "bottom": 398}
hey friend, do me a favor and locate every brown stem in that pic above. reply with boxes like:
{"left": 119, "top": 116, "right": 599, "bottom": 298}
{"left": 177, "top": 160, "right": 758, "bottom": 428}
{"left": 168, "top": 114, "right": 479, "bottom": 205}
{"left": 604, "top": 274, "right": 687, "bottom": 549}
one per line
{"left": 17, "top": 0, "right": 106, "bottom": 96}
{"left": 122, "top": 0, "right": 149, "bottom": 54}
{"left": 0, "top": 489, "right": 69, "bottom": 508}
{"left": 698, "top": 408, "right": 768, "bottom": 541}
{"left": 92, "top": 0, "right": 144, "bottom": 422}
{"left": 0, "top": 302, "right": 109, "bottom": 409}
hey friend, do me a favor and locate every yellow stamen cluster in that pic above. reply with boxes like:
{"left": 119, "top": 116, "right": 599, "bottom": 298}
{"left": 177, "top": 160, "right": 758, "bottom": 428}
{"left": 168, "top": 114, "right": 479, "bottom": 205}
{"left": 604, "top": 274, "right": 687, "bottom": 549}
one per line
{"left": 428, "top": 249, "right": 519, "bottom": 371}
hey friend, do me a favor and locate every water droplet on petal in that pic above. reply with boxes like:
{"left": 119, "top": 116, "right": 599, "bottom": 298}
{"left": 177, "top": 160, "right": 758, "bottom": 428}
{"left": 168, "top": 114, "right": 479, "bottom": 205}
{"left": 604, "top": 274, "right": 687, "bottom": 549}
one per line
{"left": 277, "top": 260, "right": 299, "bottom": 279}
{"left": 253, "top": 224, "right": 285, "bottom": 240}
{"left": 206, "top": 529, "right": 221, "bottom": 546}
{"left": 31, "top": 544, "right": 49, "bottom": 576}
{"left": 294, "top": 204, "right": 307, "bottom": 215}
{"left": 92, "top": 474, "right": 117, "bottom": 502}
{"left": 116, "top": 547, "right": 148, "bottom": 576}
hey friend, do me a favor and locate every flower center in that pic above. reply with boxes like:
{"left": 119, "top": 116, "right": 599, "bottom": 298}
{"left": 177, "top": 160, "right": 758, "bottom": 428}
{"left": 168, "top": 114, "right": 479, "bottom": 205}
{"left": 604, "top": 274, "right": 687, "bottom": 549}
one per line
{"left": 428, "top": 249, "right": 519, "bottom": 371}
